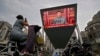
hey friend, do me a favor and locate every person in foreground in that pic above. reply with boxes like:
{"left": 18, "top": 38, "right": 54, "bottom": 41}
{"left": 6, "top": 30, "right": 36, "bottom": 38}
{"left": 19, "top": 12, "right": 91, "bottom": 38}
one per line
{"left": 10, "top": 15, "right": 29, "bottom": 55}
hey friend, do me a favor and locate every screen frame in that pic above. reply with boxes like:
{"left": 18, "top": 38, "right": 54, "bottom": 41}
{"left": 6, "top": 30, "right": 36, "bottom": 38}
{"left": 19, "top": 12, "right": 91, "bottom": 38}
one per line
{"left": 40, "top": 3, "right": 77, "bottom": 29}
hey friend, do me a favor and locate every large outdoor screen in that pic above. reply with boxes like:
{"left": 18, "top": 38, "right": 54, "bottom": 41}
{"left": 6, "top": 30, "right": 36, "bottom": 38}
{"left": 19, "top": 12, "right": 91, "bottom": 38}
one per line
{"left": 40, "top": 4, "right": 77, "bottom": 29}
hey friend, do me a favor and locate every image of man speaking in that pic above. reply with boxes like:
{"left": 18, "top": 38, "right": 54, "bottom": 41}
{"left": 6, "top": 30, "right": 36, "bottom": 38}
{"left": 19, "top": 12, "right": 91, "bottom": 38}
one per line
{"left": 52, "top": 11, "right": 67, "bottom": 24}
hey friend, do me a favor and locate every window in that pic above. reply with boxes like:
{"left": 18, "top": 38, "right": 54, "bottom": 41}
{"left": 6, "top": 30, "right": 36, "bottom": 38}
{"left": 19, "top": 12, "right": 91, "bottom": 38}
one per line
{"left": 89, "top": 27, "right": 94, "bottom": 31}
{"left": 89, "top": 35, "right": 93, "bottom": 39}
{"left": 95, "top": 32, "right": 100, "bottom": 37}
{"left": 95, "top": 25, "right": 100, "bottom": 29}
{"left": 0, "top": 28, "right": 6, "bottom": 38}
{"left": 96, "top": 38, "right": 100, "bottom": 43}
{"left": 0, "top": 26, "right": 9, "bottom": 40}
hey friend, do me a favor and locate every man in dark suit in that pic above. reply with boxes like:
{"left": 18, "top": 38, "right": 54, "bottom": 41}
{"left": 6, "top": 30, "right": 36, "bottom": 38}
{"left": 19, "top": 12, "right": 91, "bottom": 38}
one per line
{"left": 52, "top": 11, "right": 67, "bottom": 24}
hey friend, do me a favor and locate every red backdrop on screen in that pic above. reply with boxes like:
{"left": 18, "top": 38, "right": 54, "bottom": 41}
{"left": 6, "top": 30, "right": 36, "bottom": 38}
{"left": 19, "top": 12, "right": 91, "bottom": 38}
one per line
{"left": 43, "top": 7, "right": 75, "bottom": 28}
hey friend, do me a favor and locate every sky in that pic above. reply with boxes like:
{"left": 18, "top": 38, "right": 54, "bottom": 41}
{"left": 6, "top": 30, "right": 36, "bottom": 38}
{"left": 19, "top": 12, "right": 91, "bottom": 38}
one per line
{"left": 0, "top": 0, "right": 100, "bottom": 31}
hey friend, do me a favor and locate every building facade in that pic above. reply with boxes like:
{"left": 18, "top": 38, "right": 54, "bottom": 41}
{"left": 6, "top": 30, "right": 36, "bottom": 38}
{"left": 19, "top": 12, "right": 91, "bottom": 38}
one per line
{"left": 0, "top": 21, "right": 12, "bottom": 44}
{"left": 81, "top": 31, "right": 89, "bottom": 42}
{"left": 44, "top": 33, "right": 55, "bottom": 54}
{"left": 85, "top": 11, "right": 100, "bottom": 55}
{"left": 0, "top": 21, "right": 12, "bottom": 52}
